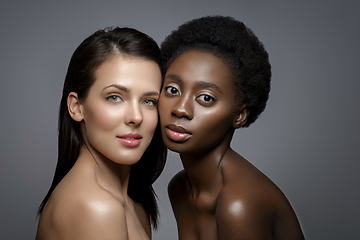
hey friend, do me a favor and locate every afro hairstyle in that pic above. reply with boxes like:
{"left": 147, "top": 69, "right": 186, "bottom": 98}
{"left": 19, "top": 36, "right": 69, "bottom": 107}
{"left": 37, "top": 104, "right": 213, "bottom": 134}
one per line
{"left": 160, "top": 15, "right": 271, "bottom": 127}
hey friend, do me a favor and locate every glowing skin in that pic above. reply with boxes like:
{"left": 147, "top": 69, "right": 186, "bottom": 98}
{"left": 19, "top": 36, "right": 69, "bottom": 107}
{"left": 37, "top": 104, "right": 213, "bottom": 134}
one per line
{"left": 80, "top": 56, "right": 160, "bottom": 166}
{"left": 159, "top": 50, "right": 305, "bottom": 240}
{"left": 159, "top": 50, "right": 241, "bottom": 155}
{"left": 36, "top": 56, "right": 162, "bottom": 240}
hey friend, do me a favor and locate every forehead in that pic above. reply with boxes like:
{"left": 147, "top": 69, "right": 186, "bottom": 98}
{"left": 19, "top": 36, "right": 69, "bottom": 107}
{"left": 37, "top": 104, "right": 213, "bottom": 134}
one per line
{"left": 165, "top": 50, "right": 235, "bottom": 91}
{"left": 93, "top": 56, "right": 162, "bottom": 91}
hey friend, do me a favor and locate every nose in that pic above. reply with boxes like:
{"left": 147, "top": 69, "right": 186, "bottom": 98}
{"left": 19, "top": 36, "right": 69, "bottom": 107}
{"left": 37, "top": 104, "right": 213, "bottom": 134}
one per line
{"left": 125, "top": 101, "right": 143, "bottom": 126}
{"left": 171, "top": 94, "right": 194, "bottom": 120}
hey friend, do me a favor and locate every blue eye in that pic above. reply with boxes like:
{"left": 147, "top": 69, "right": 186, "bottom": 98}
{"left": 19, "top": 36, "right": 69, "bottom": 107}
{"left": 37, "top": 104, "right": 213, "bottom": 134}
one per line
{"left": 107, "top": 95, "right": 121, "bottom": 103}
{"left": 165, "top": 86, "right": 179, "bottom": 95}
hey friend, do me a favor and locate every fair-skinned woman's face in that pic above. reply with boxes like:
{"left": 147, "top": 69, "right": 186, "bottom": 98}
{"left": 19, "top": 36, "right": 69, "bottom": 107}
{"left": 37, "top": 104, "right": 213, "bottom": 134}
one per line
{"left": 158, "top": 50, "right": 242, "bottom": 154}
{"left": 76, "top": 56, "right": 161, "bottom": 165}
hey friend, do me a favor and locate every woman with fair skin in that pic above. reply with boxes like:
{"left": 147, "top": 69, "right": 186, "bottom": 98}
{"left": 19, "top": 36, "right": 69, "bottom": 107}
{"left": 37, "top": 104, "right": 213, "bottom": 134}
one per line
{"left": 36, "top": 27, "right": 166, "bottom": 240}
{"left": 158, "top": 16, "right": 304, "bottom": 239}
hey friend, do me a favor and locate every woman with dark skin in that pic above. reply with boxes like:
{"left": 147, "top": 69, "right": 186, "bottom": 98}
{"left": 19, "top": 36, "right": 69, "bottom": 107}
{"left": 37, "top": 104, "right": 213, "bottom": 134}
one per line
{"left": 36, "top": 27, "right": 166, "bottom": 240}
{"left": 158, "top": 16, "right": 305, "bottom": 239}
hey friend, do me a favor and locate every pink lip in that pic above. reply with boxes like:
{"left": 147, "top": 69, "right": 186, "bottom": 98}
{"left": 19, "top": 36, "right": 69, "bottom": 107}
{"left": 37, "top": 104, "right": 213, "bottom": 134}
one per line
{"left": 165, "top": 124, "right": 192, "bottom": 143}
{"left": 117, "top": 133, "right": 142, "bottom": 147}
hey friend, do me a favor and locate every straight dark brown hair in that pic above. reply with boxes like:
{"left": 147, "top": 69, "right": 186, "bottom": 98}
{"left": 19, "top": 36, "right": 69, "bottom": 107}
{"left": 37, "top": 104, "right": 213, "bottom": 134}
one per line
{"left": 38, "top": 27, "right": 167, "bottom": 228}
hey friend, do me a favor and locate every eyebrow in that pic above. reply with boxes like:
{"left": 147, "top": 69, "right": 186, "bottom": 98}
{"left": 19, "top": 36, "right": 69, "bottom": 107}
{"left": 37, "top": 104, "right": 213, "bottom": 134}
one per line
{"left": 195, "top": 81, "right": 222, "bottom": 93}
{"left": 166, "top": 74, "right": 183, "bottom": 84}
{"left": 166, "top": 74, "right": 222, "bottom": 93}
{"left": 144, "top": 91, "right": 160, "bottom": 96}
{"left": 103, "top": 84, "right": 129, "bottom": 92}
{"left": 102, "top": 84, "right": 159, "bottom": 96}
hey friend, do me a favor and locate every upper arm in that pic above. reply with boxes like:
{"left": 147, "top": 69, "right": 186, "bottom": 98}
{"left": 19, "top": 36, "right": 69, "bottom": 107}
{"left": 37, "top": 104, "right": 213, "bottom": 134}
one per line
{"left": 215, "top": 189, "right": 273, "bottom": 240}
{"left": 216, "top": 187, "right": 305, "bottom": 240}
{"left": 272, "top": 196, "right": 305, "bottom": 240}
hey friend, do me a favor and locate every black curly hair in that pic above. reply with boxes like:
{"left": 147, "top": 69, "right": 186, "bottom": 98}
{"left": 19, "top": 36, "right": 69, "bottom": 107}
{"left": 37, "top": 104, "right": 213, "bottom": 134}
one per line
{"left": 160, "top": 15, "right": 271, "bottom": 127}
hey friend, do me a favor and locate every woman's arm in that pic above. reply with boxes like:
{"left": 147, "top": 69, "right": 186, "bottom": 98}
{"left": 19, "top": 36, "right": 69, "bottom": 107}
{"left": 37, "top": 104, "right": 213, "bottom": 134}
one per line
{"left": 216, "top": 185, "right": 304, "bottom": 240}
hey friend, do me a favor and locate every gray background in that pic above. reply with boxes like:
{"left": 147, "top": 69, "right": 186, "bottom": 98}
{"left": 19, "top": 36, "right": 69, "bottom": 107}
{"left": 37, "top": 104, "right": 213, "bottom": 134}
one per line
{"left": 1, "top": 0, "right": 359, "bottom": 239}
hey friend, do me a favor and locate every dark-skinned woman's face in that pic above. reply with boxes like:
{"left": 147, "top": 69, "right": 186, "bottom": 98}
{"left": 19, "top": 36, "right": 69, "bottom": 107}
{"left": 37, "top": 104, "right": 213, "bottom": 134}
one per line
{"left": 158, "top": 50, "right": 240, "bottom": 154}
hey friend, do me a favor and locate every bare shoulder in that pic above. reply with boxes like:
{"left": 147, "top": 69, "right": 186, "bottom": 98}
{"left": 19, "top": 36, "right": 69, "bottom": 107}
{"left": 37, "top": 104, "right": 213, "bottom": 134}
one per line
{"left": 168, "top": 170, "right": 189, "bottom": 212}
{"left": 66, "top": 189, "right": 127, "bottom": 239}
{"left": 215, "top": 150, "right": 304, "bottom": 239}
{"left": 37, "top": 172, "right": 128, "bottom": 240}
{"left": 215, "top": 176, "right": 276, "bottom": 239}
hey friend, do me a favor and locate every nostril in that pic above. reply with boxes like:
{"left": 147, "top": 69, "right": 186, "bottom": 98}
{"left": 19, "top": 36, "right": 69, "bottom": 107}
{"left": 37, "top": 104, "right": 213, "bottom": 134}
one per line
{"left": 171, "top": 111, "right": 191, "bottom": 120}
{"left": 170, "top": 96, "right": 194, "bottom": 120}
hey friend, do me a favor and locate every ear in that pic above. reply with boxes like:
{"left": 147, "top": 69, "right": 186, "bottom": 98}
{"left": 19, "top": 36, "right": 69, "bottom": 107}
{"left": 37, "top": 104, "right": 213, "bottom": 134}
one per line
{"left": 67, "top": 92, "right": 84, "bottom": 122}
{"left": 233, "top": 106, "right": 249, "bottom": 129}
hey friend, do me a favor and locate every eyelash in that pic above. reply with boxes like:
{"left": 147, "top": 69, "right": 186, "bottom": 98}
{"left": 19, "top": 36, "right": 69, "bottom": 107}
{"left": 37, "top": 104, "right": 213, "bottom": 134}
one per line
{"left": 142, "top": 99, "right": 157, "bottom": 106}
{"left": 165, "top": 86, "right": 180, "bottom": 95}
{"left": 165, "top": 85, "right": 216, "bottom": 106}
{"left": 197, "top": 94, "right": 216, "bottom": 103}
{"left": 106, "top": 95, "right": 157, "bottom": 106}
{"left": 107, "top": 95, "right": 122, "bottom": 103}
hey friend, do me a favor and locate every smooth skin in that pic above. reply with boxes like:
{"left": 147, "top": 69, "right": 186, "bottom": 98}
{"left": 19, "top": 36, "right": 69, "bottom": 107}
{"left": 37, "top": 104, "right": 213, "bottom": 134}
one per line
{"left": 36, "top": 56, "right": 162, "bottom": 240}
{"left": 158, "top": 50, "right": 305, "bottom": 240}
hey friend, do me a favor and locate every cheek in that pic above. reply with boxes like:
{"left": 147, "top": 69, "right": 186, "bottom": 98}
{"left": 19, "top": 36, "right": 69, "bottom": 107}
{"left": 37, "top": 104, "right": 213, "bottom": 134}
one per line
{"left": 195, "top": 107, "right": 234, "bottom": 135}
{"left": 158, "top": 95, "right": 172, "bottom": 120}
{"left": 144, "top": 110, "right": 159, "bottom": 132}
{"left": 86, "top": 106, "right": 123, "bottom": 131}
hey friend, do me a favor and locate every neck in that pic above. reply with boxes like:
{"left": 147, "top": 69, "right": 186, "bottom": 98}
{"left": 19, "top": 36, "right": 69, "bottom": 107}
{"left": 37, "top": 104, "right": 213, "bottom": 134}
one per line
{"left": 179, "top": 130, "right": 234, "bottom": 195}
{"left": 78, "top": 144, "right": 131, "bottom": 198}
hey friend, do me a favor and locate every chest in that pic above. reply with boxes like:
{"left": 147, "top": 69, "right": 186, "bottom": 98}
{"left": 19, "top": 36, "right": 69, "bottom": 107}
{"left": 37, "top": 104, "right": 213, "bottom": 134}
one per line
{"left": 124, "top": 205, "right": 150, "bottom": 240}
{"left": 175, "top": 196, "right": 220, "bottom": 240}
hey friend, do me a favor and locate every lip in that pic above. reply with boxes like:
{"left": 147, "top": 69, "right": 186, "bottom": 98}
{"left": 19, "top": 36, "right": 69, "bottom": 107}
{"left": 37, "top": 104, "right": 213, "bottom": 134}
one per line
{"left": 117, "top": 133, "right": 142, "bottom": 147}
{"left": 165, "top": 124, "right": 192, "bottom": 143}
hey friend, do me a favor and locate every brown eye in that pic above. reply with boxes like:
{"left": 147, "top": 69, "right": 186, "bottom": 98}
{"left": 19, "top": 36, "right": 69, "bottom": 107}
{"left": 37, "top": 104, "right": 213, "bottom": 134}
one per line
{"left": 165, "top": 86, "right": 179, "bottom": 95}
{"left": 197, "top": 94, "right": 215, "bottom": 103}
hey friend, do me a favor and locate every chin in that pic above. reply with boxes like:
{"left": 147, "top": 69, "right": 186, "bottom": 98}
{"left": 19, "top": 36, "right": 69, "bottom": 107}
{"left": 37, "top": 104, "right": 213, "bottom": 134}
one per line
{"left": 113, "top": 157, "right": 142, "bottom": 165}
{"left": 109, "top": 151, "right": 145, "bottom": 165}
{"left": 164, "top": 140, "right": 189, "bottom": 154}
